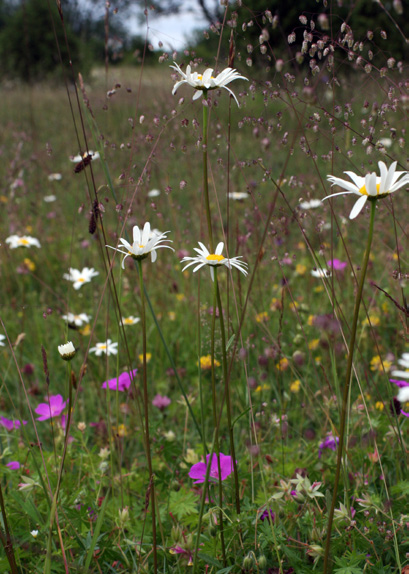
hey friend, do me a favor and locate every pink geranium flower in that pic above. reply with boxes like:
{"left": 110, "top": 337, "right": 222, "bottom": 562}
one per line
{"left": 0, "top": 417, "right": 27, "bottom": 431}
{"left": 6, "top": 461, "right": 20, "bottom": 470}
{"left": 101, "top": 369, "right": 137, "bottom": 392}
{"left": 189, "top": 453, "right": 234, "bottom": 484}
{"left": 152, "top": 394, "right": 171, "bottom": 411}
{"left": 327, "top": 259, "right": 347, "bottom": 271}
{"left": 35, "top": 395, "right": 67, "bottom": 421}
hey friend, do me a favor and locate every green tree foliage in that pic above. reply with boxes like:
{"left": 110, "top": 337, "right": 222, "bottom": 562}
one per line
{"left": 0, "top": 0, "right": 88, "bottom": 81}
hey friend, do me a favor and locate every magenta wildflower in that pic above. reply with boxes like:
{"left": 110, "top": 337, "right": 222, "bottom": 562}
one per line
{"left": 327, "top": 259, "right": 347, "bottom": 271}
{"left": 390, "top": 378, "right": 409, "bottom": 389}
{"left": 152, "top": 394, "right": 171, "bottom": 411}
{"left": 189, "top": 453, "right": 234, "bottom": 484}
{"left": 170, "top": 545, "right": 194, "bottom": 566}
{"left": 35, "top": 395, "right": 67, "bottom": 421}
{"left": 318, "top": 433, "right": 339, "bottom": 458}
{"left": 101, "top": 369, "right": 137, "bottom": 392}
{"left": 259, "top": 508, "right": 275, "bottom": 522}
{"left": 6, "top": 461, "right": 20, "bottom": 470}
{"left": 0, "top": 417, "right": 27, "bottom": 431}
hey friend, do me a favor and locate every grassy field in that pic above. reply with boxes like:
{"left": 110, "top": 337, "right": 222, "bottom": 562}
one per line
{"left": 0, "top": 35, "right": 408, "bottom": 574}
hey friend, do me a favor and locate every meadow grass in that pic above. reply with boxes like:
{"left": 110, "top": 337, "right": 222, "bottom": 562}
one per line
{"left": 0, "top": 22, "right": 408, "bottom": 574}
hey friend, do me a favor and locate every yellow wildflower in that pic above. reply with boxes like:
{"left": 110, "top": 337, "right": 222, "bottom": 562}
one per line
{"left": 276, "top": 357, "right": 289, "bottom": 371}
{"left": 375, "top": 401, "right": 384, "bottom": 411}
{"left": 256, "top": 311, "right": 269, "bottom": 323}
{"left": 198, "top": 355, "right": 220, "bottom": 370}
{"left": 255, "top": 384, "right": 269, "bottom": 392}
{"left": 290, "top": 380, "right": 301, "bottom": 393}
{"left": 314, "top": 285, "right": 324, "bottom": 293}
{"left": 308, "top": 339, "right": 320, "bottom": 351}
{"left": 370, "top": 356, "right": 391, "bottom": 372}
{"left": 168, "top": 311, "right": 176, "bottom": 321}
{"left": 362, "top": 314, "right": 380, "bottom": 327}
{"left": 307, "top": 315, "right": 315, "bottom": 326}
{"left": 138, "top": 353, "right": 152, "bottom": 363}
{"left": 79, "top": 324, "right": 91, "bottom": 336}
{"left": 176, "top": 293, "right": 185, "bottom": 302}
{"left": 295, "top": 264, "right": 307, "bottom": 275}
{"left": 23, "top": 258, "right": 36, "bottom": 272}
{"left": 113, "top": 424, "right": 128, "bottom": 437}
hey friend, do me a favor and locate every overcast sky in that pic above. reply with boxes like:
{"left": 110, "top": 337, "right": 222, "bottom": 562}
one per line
{"left": 126, "top": 4, "right": 208, "bottom": 52}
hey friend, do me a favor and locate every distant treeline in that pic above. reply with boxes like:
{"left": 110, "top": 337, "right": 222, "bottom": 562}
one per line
{"left": 0, "top": 0, "right": 407, "bottom": 81}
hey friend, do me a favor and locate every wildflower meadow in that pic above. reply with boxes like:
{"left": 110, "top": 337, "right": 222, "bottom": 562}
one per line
{"left": 0, "top": 2, "right": 408, "bottom": 573}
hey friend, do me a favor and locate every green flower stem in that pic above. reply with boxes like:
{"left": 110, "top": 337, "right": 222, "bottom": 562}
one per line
{"left": 44, "top": 363, "right": 73, "bottom": 574}
{"left": 323, "top": 200, "right": 376, "bottom": 574}
{"left": 211, "top": 268, "right": 226, "bottom": 566}
{"left": 197, "top": 283, "right": 208, "bottom": 461}
{"left": 192, "top": 435, "right": 217, "bottom": 574}
{"left": 215, "top": 275, "right": 240, "bottom": 515}
{"left": 0, "top": 482, "right": 19, "bottom": 574}
{"left": 143, "top": 285, "right": 203, "bottom": 443}
{"left": 202, "top": 92, "right": 214, "bottom": 252}
{"left": 137, "top": 260, "right": 157, "bottom": 574}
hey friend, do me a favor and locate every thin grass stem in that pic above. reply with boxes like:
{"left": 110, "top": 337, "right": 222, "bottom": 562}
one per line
{"left": 323, "top": 200, "right": 376, "bottom": 573}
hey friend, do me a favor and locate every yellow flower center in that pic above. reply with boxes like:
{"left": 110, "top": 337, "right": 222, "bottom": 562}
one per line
{"left": 77, "top": 278, "right": 85, "bottom": 283}
{"left": 124, "top": 318, "right": 133, "bottom": 324}
{"left": 206, "top": 254, "right": 225, "bottom": 262}
{"left": 359, "top": 182, "right": 381, "bottom": 196}
{"left": 197, "top": 74, "right": 215, "bottom": 82}
{"left": 19, "top": 239, "right": 29, "bottom": 245}
{"left": 100, "top": 344, "right": 107, "bottom": 349}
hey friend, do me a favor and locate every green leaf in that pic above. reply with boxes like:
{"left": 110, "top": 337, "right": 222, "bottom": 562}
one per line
{"left": 168, "top": 488, "right": 199, "bottom": 520}
{"left": 198, "top": 552, "right": 222, "bottom": 568}
{"left": 391, "top": 480, "right": 409, "bottom": 496}
{"left": 84, "top": 493, "right": 109, "bottom": 570}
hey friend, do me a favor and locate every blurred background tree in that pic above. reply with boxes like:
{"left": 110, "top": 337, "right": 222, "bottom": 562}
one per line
{"left": 0, "top": 0, "right": 406, "bottom": 81}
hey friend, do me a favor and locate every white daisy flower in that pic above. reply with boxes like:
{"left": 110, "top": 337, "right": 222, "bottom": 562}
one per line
{"left": 378, "top": 138, "right": 392, "bottom": 148}
{"left": 62, "top": 313, "right": 91, "bottom": 327}
{"left": 89, "top": 339, "right": 118, "bottom": 356}
{"left": 5, "top": 235, "right": 41, "bottom": 249}
{"left": 47, "top": 173, "right": 62, "bottom": 181}
{"left": 58, "top": 341, "right": 76, "bottom": 361}
{"left": 107, "top": 222, "right": 173, "bottom": 268}
{"left": 397, "top": 386, "right": 409, "bottom": 403}
{"left": 391, "top": 353, "right": 409, "bottom": 380}
{"left": 325, "top": 161, "right": 409, "bottom": 219}
{"left": 299, "top": 199, "right": 322, "bottom": 210}
{"left": 70, "top": 151, "right": 100, "bottom": 162}
{"left": 31, "top": 530, "right": 39, "bottom": 538}
{"left": 120, "top": 316, "right": 141, "bottom": 326}
{"left": 311, "top": 268, "right": 331, "bottom": 278}
{"left": 63, "top": 267, "right": 99, "bottom": 290}
{"left": 43, "top": 195, "right": 57, "bottom": 203}
{"left": 398, "top": 353, "right": 409, "bottom": 369}
{"left": 228, "top": 192, "right": 249, "bottom": 200}
{"left": 0, "top": 334, "right": 5, "bottom": 346}
{"left": 170, "top": 62, "right": 248, "bottom": 106}
{"left": 181, "top": 241, "right": 248, "bottom": 281}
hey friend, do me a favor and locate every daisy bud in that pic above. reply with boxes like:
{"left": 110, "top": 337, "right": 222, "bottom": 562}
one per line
{"left": 58, "top": 342, "right": 76, "bottom": 361}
